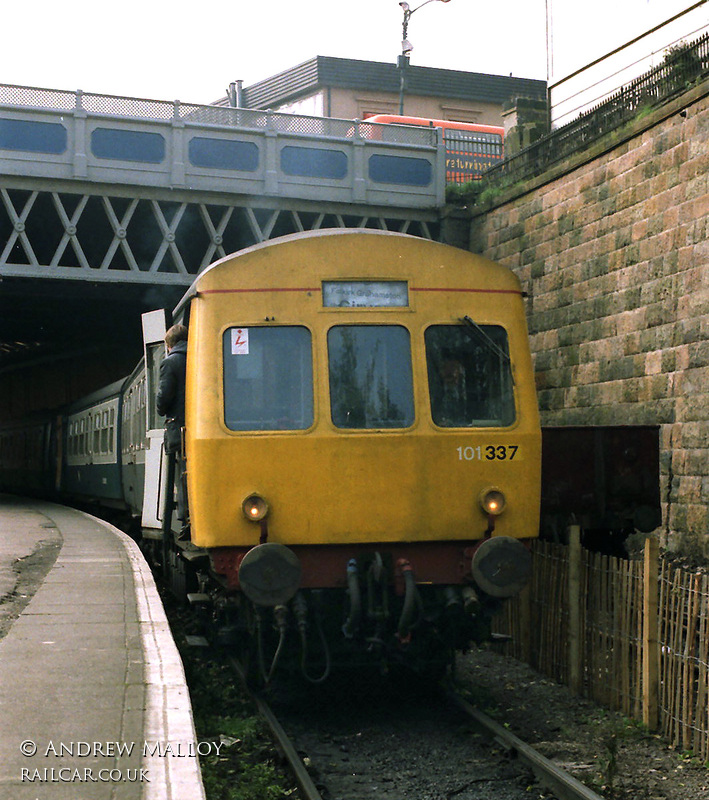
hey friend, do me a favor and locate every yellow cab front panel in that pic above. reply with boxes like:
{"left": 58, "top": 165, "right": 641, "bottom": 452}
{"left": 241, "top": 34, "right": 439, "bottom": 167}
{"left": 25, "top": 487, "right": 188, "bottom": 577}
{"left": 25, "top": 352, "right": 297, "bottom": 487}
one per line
{"left": 182, "top": 231, "right": 541, "bottom": 551}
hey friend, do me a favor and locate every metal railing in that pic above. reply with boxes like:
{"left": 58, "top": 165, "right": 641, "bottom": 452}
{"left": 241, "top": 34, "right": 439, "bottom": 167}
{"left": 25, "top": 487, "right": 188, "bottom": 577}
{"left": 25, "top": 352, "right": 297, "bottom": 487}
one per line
{"left": 549, "top": 1, "right": 709, "bottom": 126}
{"left": 0, "top": 83, "right": 438, "bottom": 147}
{"left": 482, "top": 32, "right": 709, "bottom": 190}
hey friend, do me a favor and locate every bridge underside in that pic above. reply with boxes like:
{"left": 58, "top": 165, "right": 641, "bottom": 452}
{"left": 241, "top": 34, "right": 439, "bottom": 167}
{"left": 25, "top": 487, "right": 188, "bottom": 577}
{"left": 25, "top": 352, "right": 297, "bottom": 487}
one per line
{"left": 0, "top": 178, "right": 440, "bottom": 376}
{"left": 0, "top": 180, "right": 439, "bottom": 285}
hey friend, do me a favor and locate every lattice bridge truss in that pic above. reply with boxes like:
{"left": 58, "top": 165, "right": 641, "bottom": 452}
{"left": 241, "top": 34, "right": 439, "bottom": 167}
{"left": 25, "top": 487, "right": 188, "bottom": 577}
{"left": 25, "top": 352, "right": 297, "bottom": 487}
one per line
{"left": 0, "top": 184, "right": 438, "bottom": 287}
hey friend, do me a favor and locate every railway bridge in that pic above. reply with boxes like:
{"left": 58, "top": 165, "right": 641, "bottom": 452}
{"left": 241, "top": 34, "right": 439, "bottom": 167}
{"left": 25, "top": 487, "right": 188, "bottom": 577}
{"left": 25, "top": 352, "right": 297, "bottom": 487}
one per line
{"left": 0, "top": 83, "right": 447, "bottom": 412}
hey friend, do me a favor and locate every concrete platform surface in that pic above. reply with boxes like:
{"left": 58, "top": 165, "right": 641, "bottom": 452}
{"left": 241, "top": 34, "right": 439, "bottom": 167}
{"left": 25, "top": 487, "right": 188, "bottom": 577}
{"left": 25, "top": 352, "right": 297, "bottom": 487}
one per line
{"left": 0, "top": 496, "right": 205, "bottom": 800}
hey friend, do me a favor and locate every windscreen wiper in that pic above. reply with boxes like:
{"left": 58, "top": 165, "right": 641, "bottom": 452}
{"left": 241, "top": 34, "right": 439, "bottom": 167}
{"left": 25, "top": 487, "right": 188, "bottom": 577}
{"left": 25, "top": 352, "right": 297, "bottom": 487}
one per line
{"left": 460, "top": 315, "right": 514, "bottom": 383}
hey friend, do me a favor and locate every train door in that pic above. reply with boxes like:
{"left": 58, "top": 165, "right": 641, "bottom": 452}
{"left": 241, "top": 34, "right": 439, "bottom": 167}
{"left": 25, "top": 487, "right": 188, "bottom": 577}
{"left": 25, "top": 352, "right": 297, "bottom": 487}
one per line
{"left": 141, "top": 309, "right": 169, "bottom": 529}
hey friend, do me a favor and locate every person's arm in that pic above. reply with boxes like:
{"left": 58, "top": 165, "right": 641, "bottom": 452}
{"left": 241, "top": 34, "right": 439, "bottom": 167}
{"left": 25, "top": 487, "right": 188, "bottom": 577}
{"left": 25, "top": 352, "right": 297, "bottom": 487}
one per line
{"left": 156, "top": 357, "right": 175, "bottom": 418}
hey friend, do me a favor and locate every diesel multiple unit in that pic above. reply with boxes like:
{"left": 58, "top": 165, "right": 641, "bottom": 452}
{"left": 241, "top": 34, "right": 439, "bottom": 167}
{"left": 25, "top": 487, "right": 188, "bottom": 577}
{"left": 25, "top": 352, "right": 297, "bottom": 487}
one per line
{"left": 0, "top": 230, "right": 541, "bottom": 680}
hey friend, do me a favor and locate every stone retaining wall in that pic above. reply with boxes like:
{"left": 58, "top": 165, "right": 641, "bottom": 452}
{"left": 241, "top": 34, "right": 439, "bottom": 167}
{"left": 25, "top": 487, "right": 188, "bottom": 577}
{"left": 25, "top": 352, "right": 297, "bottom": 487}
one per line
{"left": 468, "top": 84, "right": 708, "bottom": 553}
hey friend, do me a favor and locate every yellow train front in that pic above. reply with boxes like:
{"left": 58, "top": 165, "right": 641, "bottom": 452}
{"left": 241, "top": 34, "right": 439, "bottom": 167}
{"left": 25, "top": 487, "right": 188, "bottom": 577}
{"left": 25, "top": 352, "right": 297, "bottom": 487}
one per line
{"left": 178, "top": 229, "right": 540, "bottom": 679}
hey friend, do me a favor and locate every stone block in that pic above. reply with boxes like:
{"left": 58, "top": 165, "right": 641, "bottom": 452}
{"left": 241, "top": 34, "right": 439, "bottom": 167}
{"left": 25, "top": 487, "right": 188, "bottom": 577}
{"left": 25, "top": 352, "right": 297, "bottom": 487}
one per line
{"left": 645, "top": 350, "right": 664, "bottom": 375}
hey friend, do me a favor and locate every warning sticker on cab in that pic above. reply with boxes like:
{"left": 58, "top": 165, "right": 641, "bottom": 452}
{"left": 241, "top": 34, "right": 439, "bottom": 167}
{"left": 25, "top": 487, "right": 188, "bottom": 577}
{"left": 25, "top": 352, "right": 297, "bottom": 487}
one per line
{"left": 231, "top": 328, "right": 249, "bottom": 355}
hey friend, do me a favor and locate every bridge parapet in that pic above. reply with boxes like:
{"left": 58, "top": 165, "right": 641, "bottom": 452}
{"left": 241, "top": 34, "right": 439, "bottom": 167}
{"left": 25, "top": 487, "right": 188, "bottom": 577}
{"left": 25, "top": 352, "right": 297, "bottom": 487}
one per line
{"left": 0, "top": 84, "right": 445, "bottom": 209}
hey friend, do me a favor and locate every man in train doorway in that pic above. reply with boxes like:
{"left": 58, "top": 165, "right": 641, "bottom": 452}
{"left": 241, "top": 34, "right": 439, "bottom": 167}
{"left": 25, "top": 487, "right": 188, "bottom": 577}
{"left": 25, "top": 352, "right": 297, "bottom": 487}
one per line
{"left": 157, "top": 324, "right": 189, "bottom": 538}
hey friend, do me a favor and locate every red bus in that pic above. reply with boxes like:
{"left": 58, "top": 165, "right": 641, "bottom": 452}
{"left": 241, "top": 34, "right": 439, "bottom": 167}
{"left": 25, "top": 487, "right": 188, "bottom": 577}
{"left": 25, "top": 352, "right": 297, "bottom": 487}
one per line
{"left": 364, "top": 114, "right": 504, "bottom": 183}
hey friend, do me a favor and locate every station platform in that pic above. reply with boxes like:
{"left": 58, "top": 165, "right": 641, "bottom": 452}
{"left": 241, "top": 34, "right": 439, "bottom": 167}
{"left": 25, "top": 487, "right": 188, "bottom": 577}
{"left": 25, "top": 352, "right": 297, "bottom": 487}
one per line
{"left": 0, "top": 495, "right": 205, "bottom": 800}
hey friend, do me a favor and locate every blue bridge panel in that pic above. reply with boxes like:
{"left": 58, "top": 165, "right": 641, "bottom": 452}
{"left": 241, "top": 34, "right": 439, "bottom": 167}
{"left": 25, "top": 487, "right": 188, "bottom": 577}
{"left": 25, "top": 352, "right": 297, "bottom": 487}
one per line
{"left": 0, "top": 86, "right": 446, "bottom": 213}
{"left": 0, "top": 118, "right": 67, "bottom": 154}
{"left": 91, "top": 128, "right": 166, "bottom": 163}
{"left": 280, "top": 146, "right": 348, "bottom": 180}
{"left": 188, "top": 137, "right": 259, "bottom": 172}
{"left": 368, "top": 154, "right": 433, "bottom": 186}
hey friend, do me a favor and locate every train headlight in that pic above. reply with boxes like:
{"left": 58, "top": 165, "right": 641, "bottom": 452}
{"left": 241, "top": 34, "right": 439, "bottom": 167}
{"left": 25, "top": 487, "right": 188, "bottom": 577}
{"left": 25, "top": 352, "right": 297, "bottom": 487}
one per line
{"left": 242, "top": 493, "right": 269, "bottom": 522}
{"left": 479, "top": 488, "right": 506, "bottom": 516}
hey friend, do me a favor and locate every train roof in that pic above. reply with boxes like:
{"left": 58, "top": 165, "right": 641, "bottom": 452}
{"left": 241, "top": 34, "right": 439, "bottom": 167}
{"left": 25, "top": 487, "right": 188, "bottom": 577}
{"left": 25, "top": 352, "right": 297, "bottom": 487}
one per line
{"left": 64, "top": 376, "right": 127, "bottom": 415}
{"left": 173, "top": 229, "right": 521, "bottom": 316}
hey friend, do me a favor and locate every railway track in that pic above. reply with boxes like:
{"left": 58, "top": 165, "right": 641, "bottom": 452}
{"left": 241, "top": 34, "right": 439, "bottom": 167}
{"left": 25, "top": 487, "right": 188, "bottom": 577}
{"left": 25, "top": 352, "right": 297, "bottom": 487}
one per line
{"left": 229, "top": 658, "right": 606, "bottom": 800}
{"left": 230, "top": 658, "right": 323, "bottom": 800}
{"left": 154, "top": 527, "right": 608, "bottom": 800}
{"left": 445, "top": 691, "right": 604, "bottom": 800}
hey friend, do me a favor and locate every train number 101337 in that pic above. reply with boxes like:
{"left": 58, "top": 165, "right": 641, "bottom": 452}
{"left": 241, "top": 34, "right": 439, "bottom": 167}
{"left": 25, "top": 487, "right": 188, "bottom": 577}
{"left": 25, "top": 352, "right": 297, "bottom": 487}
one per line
{"left": 456, "top": 445, "right": 519, "bottom": 461}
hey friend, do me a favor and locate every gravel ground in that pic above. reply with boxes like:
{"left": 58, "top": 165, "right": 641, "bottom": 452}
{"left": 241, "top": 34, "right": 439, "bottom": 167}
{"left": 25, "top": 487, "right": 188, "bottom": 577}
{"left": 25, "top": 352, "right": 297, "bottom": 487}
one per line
{"left": 273, "top": 644, "right": 709, "bottom": 800}
{"left": 279, "top": 672, "right": 550, "bottom": 800}
{"left": 456, "top": 646, "right": 709, "bottom": 799}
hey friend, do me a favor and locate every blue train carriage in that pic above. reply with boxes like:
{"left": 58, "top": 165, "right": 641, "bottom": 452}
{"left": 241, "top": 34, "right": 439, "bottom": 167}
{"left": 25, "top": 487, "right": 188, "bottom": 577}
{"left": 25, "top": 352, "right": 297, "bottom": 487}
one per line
{"left": 120, "top": 358, "right": 153, "bottom": 520}
{"left": 62, "top": 379, "right": 125, "bottom": 505}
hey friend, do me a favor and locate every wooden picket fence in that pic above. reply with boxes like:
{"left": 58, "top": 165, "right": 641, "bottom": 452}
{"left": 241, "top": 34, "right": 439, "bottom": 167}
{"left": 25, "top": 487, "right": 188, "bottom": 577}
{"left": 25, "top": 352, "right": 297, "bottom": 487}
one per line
{"left": 492, "top": 537, "right": 709, "bottom": 761}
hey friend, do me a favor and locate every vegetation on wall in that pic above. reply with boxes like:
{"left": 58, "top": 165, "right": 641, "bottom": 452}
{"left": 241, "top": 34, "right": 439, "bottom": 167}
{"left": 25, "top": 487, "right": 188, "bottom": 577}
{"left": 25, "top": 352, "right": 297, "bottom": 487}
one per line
{"left": 460, "top": 33, "right": 708, "bottom": 196}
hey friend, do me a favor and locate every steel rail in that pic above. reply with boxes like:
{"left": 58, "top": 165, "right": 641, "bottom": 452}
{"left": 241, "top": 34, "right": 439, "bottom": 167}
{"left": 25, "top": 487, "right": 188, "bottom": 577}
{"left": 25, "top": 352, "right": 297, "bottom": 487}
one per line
{"left": 446, "top": 690, "right": 606, "bottom": 800}
{"left": 229, "top": 658, "right": 324, "bottom": 800}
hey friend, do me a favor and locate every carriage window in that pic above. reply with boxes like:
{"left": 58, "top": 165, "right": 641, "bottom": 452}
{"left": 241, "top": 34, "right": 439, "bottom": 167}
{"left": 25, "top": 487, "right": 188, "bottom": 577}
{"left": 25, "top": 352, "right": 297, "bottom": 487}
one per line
{"left": 93, "top": 415, "right": 101, "bottom": 453}
{"left": 425, "top": 324, "right": 515, "bottom": 427}
{"left": 223, "top": 326, "right": 313, "bottom": 431}
{"left": 108, "top": 408, "right": 116, "bottom": 454}
{"left": 328, "top": 325, "right": 414, "bottom": 429}
{"left": 145, "top": 342, "right": 165, "bottom": 431}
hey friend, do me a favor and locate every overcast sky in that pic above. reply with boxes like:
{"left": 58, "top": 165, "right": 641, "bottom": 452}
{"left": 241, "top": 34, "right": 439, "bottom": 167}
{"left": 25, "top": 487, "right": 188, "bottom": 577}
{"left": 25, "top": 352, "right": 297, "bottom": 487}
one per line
{"left": 2, "top": 0, "right": 702, "bottom": 104}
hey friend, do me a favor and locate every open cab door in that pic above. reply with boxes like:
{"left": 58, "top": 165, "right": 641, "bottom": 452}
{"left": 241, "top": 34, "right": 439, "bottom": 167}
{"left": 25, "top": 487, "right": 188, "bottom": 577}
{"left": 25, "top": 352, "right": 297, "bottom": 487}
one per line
{"left": 141, "top": 310, "right": 168, "bottom": 530}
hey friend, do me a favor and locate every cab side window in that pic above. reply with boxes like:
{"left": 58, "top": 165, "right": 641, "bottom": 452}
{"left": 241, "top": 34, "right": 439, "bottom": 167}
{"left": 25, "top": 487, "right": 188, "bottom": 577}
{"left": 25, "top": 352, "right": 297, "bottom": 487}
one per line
{"left": 223, "top": 326, "right": 313, "bottom": 431}
{"left": 425, "top": 324, "right": 515, "bottom": 427}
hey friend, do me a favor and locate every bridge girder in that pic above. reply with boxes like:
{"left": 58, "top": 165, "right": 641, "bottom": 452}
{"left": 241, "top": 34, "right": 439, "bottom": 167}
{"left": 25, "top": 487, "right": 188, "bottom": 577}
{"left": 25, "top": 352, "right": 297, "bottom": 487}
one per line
{"left": 0, "top": 177, "right": 440, "bottom": 371}
{"left": 0, "top": 178, "right": 439, "bottom": 286}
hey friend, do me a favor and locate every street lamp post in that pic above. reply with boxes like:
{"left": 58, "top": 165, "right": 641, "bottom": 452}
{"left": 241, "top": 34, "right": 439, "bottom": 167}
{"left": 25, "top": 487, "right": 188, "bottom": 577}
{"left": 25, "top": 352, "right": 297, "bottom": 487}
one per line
{"left": 397, "top": 0, "right": 451, "bottom": 115}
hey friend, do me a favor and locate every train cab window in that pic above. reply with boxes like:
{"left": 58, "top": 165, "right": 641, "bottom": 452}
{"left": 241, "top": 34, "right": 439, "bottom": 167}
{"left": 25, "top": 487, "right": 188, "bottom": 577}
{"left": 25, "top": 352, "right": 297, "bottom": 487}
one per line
{"left": 425, "top": 324, "right": 515, "bottom": 427}
{"left": 328, "top": 325, "right": 414, "bottom": 429}
{"left": 223, "top": 326, "right": 313, "bottom": 431}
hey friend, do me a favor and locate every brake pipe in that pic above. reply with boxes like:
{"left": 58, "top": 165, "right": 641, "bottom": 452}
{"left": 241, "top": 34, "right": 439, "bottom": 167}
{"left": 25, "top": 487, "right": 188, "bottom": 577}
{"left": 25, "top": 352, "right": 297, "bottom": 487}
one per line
{"left": 293, "top": 592, "right": 331, "bottom": 685}
{"left": 396, "top": 558, "right": 419, "bottom": 641}
{"left": 342, "top": 558, "right": 361, "bottom": 638}
{"left": 259, "top": 604, "right": 288, "bottom": 684}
